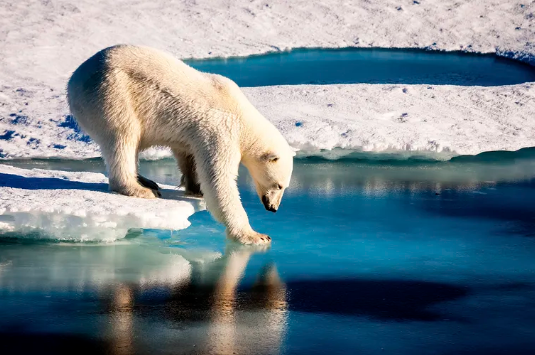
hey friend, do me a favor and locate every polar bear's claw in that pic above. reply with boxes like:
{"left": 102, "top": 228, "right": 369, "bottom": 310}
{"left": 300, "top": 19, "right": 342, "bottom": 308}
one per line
{"left": 137, "top": 174, "right": 160, "bottom": 191}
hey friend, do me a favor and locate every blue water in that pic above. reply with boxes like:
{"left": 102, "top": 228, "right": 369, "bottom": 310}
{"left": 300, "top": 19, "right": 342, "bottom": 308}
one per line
{"left": 185, "top": 48, "right": 535, "bottom": 87}
{"left": 1, "top": 158, "right": 535, "bottom": 354}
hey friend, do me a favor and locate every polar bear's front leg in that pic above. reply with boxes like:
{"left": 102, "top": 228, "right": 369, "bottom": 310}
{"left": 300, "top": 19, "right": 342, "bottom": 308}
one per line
{"left": 192, "top": 145, "right": 271, "bottom": 245}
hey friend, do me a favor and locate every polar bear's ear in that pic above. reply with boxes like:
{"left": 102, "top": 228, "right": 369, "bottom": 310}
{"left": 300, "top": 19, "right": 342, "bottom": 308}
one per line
{"left": 262, "top": 152, "right": 279, "bottom": 162}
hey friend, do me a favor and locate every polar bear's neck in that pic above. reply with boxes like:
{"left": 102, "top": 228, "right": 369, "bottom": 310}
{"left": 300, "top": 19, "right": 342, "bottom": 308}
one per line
{"left": 205, "top": 76, "right": 289, "bottom": 164}
{"left": 238, "top": 104, "right": 288, "bottom": 165}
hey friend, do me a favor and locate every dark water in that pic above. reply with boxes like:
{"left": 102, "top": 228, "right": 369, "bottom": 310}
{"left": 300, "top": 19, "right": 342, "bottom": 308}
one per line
{"left": 1, "top": 158, "right": 535, "bottom": 354}
{"left": 185, "top": 48, "right": 535, "bottom": 87}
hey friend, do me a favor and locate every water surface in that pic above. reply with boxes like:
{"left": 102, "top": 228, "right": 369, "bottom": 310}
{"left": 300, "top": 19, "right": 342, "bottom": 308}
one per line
{"left": 185, "top": 48, "right": 535, "bottom": 87}
{"left": 1, "top": 158, "right": 535, "bottom": 354}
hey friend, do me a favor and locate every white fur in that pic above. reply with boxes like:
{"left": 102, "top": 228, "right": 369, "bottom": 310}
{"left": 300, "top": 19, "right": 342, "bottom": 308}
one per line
{"left": 67, "top": 45, "right": 294, "bottom": 244}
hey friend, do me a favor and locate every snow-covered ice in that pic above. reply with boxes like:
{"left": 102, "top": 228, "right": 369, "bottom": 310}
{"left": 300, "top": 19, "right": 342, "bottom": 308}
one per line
{"left": 247, "top": 83, "right": 535, "bottom": 158}
{"left": 1, "top": 0, "right": 535, "bottom": 160}
{"left": 1, "top": 83, "right": 533, "bottom": 160}
{"left": 1, "top": 0, "right": 534, "bottom": 85}
{"left": 0, "top": 165, "right": 203, "bottom": 241}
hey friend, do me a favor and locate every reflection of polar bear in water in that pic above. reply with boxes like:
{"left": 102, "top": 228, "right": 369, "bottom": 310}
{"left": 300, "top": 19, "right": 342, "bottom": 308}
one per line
{"left": 67, "top": 45, "right": 294, "bottom": 244}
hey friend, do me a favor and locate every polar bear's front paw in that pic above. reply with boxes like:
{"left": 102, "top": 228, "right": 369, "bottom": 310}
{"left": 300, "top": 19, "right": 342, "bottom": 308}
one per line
{"left": 230, "top": 231, "right": 271, "bottom": 245}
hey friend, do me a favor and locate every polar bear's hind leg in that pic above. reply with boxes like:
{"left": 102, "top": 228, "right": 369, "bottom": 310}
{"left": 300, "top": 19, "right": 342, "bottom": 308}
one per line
{"left": 174, "top": 150, "right": 203, "bottom": 197}
{"left": 102, "top": 136, "right": 160, "bottom": 199}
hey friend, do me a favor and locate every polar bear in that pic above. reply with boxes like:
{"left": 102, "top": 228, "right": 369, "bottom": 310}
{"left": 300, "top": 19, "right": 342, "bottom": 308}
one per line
{"left": 67, "top": 45, "right": 294, "bottom": 245}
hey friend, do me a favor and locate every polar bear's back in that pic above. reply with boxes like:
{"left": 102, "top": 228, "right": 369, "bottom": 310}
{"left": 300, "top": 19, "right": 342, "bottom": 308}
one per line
{"left": 68, "top": 45, "right": 249, "bottom": 117}
{"left": 67, "top": 45, "right": 251, "bottom": 147}
{"left": 104, "top": 45, "right": 207, "bottom": 87}
{"left": 68, "top": 45, "right": 209, "bottom": 104}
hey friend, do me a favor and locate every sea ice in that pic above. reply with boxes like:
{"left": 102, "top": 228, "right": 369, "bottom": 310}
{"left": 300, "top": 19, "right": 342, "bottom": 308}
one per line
{"left": 2, "top": 82, "right": 533, "bottom": 160}
{"left": 0, "top": 165, "right": 204, "bottom": 242}
{"left": 0, "top": 0, "right": 534, "bottom": 160}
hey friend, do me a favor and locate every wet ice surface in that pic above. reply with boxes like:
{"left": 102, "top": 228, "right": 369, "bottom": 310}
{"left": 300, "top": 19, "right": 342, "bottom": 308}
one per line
{"left": 1, "top": 157, "right": 535, "bottom": 354}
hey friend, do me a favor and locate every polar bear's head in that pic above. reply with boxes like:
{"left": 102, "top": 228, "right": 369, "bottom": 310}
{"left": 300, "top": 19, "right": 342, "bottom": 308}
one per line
{"left": 247, "top": 147, "right": 294, "bottom": 213}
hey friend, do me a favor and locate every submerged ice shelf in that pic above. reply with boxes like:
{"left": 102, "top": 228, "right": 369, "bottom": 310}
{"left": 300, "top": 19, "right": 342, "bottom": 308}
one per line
{"left": 0, "top": 165, "right": 204, "bottom": 241}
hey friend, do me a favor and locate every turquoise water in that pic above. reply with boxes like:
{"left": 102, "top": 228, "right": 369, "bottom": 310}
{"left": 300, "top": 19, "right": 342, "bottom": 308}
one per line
{"left": 1, "top": 158, "right": 535, "bottom": 354}
{"left": 185, "top": 48, "right": 535, "bottom": 87}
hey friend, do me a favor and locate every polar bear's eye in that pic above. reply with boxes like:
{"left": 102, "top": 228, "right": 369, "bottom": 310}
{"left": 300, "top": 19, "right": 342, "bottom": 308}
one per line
{"left": 277, "top": 184, "right": 283, "bottom": 190}
{"left": 262, "top": 152, "right": 279, "bottom": 162}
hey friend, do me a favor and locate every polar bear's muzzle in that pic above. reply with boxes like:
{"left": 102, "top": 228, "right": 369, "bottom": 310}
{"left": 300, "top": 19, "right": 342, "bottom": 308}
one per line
{"left": 262, "top": 195, "right": 278, "bottom": 213}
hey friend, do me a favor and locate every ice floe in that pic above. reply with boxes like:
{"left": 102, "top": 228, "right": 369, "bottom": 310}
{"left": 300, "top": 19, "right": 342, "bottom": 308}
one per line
{"left": 0, "top": 165, "right": 204, "bottom": 242}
